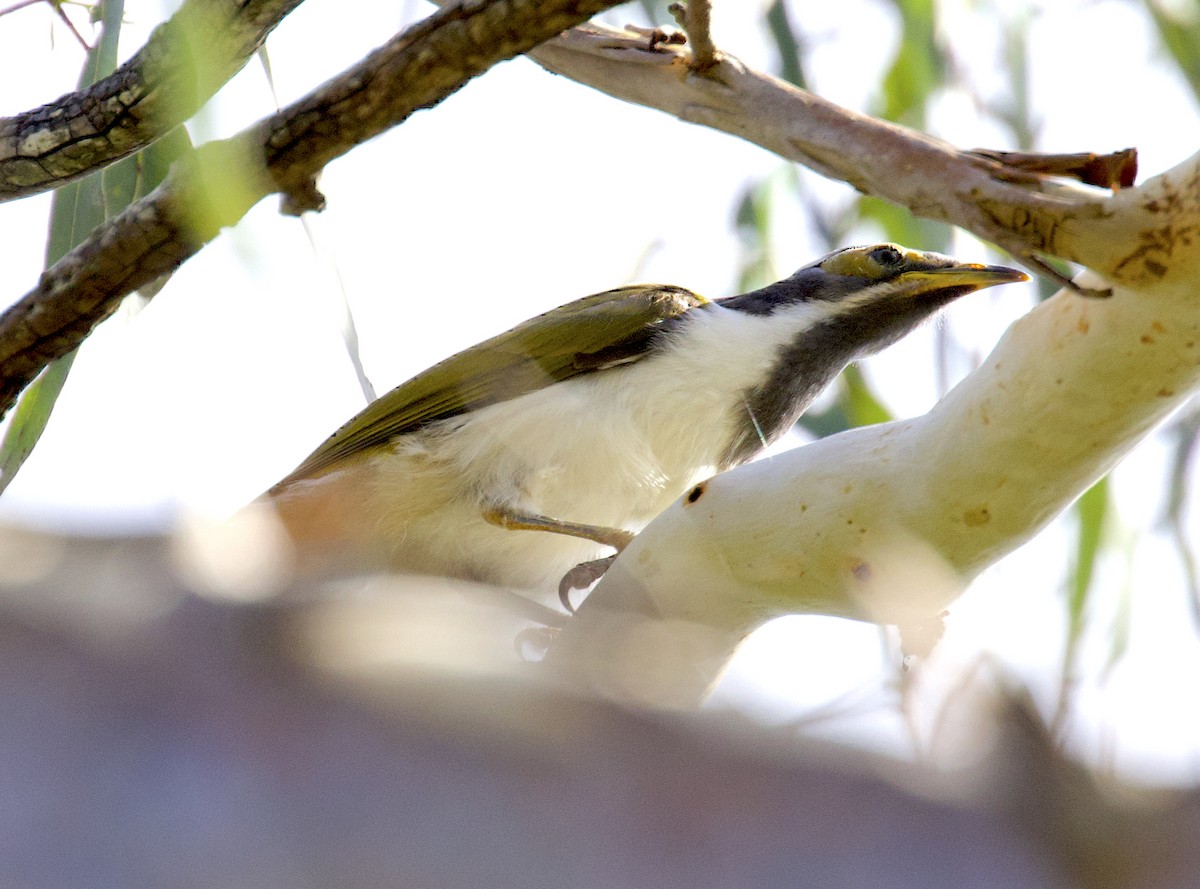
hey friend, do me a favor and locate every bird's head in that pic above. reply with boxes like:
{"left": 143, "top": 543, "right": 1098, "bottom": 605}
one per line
{"left": 716, "top": 243, "right": 1029, "bottom": 466}
{"left": 722, "top": 243, "right": 1028, "bottom": 353}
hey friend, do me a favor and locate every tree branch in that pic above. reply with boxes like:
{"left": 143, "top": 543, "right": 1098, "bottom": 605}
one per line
{"left": 527, "top": 21, "right": 1172, "bottom": 289}
{"left": 0, "top": 0, "right": 627, "bottom": 420}
{"left": 549, "top": 152, "right": 1200, "bottom": 707}
{"left": 0, "top": 0, "right": 308, "bottom": 201}
{"left": 668, "top": 0, "right": 717, "bottom": 71}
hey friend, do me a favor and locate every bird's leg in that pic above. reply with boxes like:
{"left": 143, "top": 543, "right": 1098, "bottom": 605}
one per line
{"left": 481, "top": 507, "right": 635, "bottom": 613}
{"left": 481, "top": 506, "right": 634, "bottom": 550}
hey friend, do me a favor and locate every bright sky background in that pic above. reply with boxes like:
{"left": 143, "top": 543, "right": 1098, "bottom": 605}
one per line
{"left": 2, "top": 0, "right": 1199, "bottom": 782}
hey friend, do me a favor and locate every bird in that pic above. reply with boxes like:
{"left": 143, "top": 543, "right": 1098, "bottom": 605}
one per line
{"left": 265, "top": 244, "right": 1027, "bottom": 604}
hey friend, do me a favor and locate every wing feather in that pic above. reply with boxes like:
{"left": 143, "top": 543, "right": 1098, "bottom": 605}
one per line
{"left": 271, "top": 284, "right": 706, "bottom": 490}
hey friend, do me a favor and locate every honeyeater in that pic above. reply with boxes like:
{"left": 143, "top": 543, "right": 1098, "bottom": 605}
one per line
{"left": 266, "top": 244, "right": 1026, "bottom": 601}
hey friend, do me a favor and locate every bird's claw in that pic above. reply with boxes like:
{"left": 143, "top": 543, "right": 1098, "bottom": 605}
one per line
{"left": 558, "top": 555, "right": 618, "bottom": 613}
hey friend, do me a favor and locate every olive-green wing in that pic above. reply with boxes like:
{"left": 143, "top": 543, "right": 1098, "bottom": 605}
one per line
{"left": 271, "top": 284, "right": 708, "bottom": 490}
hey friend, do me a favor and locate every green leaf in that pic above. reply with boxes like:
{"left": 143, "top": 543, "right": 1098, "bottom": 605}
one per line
{"left": 1050, "top": 476, "right": 1111, "bottom": 727}
{"left": 841, "top": 365, "right": 895, "bottom": 427}
{"left": 877, "top": 0, "right": 944, "bottom": 126}
{"left": 1068, "top": 477, "right": 1109, "bottom": 634}
{"left": 792, "top": 367, "right": 895, "bottom": 441}
{"left": 996, "top": 7, "right": 1036, "bottom": 151}
{"left": 0, "top": 0, "right": 126, "bottom": 495}
{"left": 1160, "top": 407, "right": 1200, "bottom": 627}
{"left": 1052, "top": 476, "right": 1111, "bottom": 697}
{"left": 634, "top": 0, "right": 664, "bottom": 25}
{"left": 857, "top": 194, "right": 951, "bottom": 254}
{"left": 734, "top": 173, "right": 782, "bottom": 291}
{"left": 765, "top": 0, "right": 806, "bottom": 90}
{"left": 1102, "top": 551, "right": 1134, "bottom": 678}
{"left": 794, "top": 400, "right": 852, "bottom": 440}
{"left": 1144, "top": 0, "right": 1200, "bottom": 107}
{"left": 0, "top": 354, "right": 78, "bottom": 494}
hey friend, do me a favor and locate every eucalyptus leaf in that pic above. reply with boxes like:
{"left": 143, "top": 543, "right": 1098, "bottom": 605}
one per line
{"left": 1057, "top": 477, "right": 1111, "bottom": 696}
{"left": 1144, "top": 0, "right": 1200, "bottom": 106}
{"left": 878, "top": 0, "right": 944, "bottom": 127}
{"left": 765, "top": 0, "right": 806, "bottom": 90}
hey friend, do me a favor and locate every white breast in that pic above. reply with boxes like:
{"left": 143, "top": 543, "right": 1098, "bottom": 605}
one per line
{"left": 364, "top": 301, "right": 826, "bottom": 593}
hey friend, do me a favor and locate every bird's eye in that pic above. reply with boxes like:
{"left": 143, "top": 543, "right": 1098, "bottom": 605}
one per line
{"left": 870, "top": 246, "right": 904, "bottom": 267}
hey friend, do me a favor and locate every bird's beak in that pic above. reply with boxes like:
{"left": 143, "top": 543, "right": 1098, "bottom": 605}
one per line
{"left": 904, "top": 263, "right": 1030, "bottom": 295}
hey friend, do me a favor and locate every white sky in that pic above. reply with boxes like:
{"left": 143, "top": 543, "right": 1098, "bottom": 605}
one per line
{"left": 1, "top": 0, "right": 1199, "bottom": 782}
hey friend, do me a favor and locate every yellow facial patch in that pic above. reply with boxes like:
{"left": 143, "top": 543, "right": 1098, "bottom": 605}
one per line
{"left": 819, "top": 244, "right": 934, "bottom": 280}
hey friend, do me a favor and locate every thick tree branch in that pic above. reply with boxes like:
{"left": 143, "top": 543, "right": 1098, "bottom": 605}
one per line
{"left": 0, "top": 0, "right": 307, "bottom": 201}
{"left": 0, "top": 0, "right": 626, "bottom": 420}
{"left": 527, "top": 22, "right": 1173, "bottom": 289}
{"left": 550, "top": 153, "right": 1200, "bottom": 707}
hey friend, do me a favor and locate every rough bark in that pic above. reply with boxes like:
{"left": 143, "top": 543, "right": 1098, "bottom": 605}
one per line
{"left": 0, "top": 0, "right": 626, "bottom": 420}
{"left": 0, "top": 0, "right": 306, "bottom": 201}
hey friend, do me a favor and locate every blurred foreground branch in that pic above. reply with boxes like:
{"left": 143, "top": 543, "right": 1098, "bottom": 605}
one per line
{"left": 2, "top": 526, "right": 1198, "bottom": 889}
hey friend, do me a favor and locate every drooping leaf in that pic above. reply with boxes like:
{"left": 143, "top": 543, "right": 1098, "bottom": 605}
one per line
{"left": 1052, "top": 475, "right": 1111, "bottom": 718}
{"left": 0, "top": 5, "right": 198, "bottom": 495}
{"left": 734, "top": 173, "right": 781, "bottom": 292}
{"left": 765, "top": 0, "right": 806, "bottom": 90}
{"left": 877, "top": 0, "right": 945, "bottom": 127}
{"left": 1102, "top": 552, "right": 1134, "bottom": 679}
{"left": 841, "top": 365, "right": 894, "bottom": 428}
{"left": 857, "top": 194, "right": 951, "bottom": 255}
{"left": 794, "top": 401, "right": 852, "bottom": 440}
{"left": 0, "top": 0, "right": 126, "bottom": 494}
{"left": 1159, "top": 406, "right": 1200, "bottom": 628}
{"left": 1144, "top": 0, "right": 1200, "bottom": 107}
{"left": 994, "top": 3, "right": 1037, "bottom": 150}
{"left": 1068, "top": 477, "right": 1110, "bottom": 634}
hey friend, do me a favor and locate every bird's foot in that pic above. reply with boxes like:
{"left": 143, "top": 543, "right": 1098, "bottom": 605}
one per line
{"left": 558, "top": 555, "right": 618, "bottom": 614}
{"left": 481, "top": 507, "right": 633, "bottom": 613}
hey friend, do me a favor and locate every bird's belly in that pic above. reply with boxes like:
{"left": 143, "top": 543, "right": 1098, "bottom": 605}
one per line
{"left": 364, "top": 377, "right": 728, "bottom": 594}
{"left": 464, "top": 376, "right": 725, "bottom": 528}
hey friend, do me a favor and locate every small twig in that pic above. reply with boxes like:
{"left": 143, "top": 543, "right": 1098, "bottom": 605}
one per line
{"left": 52, "top": 0, "right": 92, "bottom": 51}
{"left": 0, "top": 0, "right": 93, "bottom": 50}
{"left": 1019, "top": 252, "right": 1112, "bottom": 298}
{"left": 667, "top": 0, "right": 717, "bottom": 71}
{"left": 0, "top": 0, "right": 45, "bottom": 16}
{"left": 969, "top": 147, "right": 1138, "bottom": 191}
